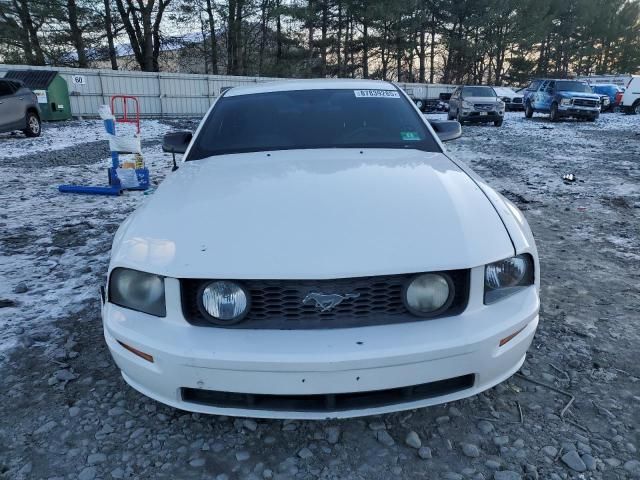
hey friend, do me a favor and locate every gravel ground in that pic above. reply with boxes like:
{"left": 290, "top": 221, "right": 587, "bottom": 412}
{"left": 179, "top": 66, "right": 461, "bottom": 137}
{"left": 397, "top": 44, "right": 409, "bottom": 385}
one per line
{"left": 0, "top": 112, "right": 639, "bottom": 480}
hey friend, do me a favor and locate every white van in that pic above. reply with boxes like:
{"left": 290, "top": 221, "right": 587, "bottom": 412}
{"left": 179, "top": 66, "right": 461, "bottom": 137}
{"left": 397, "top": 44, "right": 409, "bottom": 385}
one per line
{"left": 621, "top": 76, "right": 640, "bottom": 114}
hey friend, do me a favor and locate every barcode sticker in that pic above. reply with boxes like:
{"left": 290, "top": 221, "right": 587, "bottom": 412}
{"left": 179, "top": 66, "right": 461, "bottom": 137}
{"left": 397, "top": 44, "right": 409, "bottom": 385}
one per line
{"left": 354, "top": 90, "right": 400, "bottom": 99}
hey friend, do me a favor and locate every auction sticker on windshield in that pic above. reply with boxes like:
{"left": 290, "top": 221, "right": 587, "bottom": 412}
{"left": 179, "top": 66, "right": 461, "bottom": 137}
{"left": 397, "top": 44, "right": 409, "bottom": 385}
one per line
{"left": 354, "top": 90, "right": 400, "bottom": 98}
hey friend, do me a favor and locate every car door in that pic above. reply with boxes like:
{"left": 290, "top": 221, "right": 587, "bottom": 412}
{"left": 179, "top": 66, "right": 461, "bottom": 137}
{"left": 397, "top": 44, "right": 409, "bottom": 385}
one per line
{"left": 542, "top": 81, "right": 555, "bottom": 111}
{"left": 0, "top": 80, "right": 23, "bottom": 131}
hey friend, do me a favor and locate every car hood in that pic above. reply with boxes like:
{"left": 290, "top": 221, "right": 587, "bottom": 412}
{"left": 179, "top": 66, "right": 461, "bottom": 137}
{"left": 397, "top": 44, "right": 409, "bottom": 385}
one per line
{"left": 559, "top": 91, "right": 601, "bottom": 99}
{"left": 463, "top": 96, "right": 501, "bottom": 104}
{"left": 111, "top": 149, "right": 514, "bottom": 279}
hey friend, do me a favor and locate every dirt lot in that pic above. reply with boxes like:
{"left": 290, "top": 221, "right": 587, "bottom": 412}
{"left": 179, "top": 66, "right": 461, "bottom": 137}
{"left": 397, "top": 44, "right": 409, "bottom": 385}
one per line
{"left": 0, "top": 112, "right": 639, "bottom": 480}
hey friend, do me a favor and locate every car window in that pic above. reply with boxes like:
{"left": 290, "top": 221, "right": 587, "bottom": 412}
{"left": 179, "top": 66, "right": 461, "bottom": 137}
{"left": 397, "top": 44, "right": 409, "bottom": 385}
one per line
{"left": 187, "top": 88, "right": 441, "bottom": 159}
{"left": 556, "top": 81, "right": 592, "bottom": 93}
{"left": 527, "top": 81, "right": 541, "bottom": 91}
{"left": 461, "top": 86, "right": 495, "bottom": 98}
{"left": 0, "top": 80, "right": 13, "bottom": 97}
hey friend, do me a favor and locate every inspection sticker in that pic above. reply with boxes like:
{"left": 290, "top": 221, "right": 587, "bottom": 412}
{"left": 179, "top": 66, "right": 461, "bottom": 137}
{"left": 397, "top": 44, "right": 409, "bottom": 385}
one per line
{"left": 400, "top": 131, "right": 421, "bottom": 141}
{"left": 354, "top": 90, "right": 400, "bottom": 98}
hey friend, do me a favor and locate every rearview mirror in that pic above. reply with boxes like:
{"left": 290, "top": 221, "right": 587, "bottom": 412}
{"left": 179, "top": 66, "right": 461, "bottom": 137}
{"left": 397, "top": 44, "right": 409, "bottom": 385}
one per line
{"left": 162, "top": 131, "right": 192, "bottom": 154}
{"left": 429, "top": 120, "right": 462, "bottom": 142}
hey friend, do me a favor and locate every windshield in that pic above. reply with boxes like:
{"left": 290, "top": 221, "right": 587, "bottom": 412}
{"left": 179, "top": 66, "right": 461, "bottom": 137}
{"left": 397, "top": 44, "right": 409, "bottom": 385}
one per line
{"left": 556, "top": 81, "right": 592, "bottom": 93}
{"left": 462, "top": 86, "right": 496, "bottom": 98}
{"left": 187, "top": 89, "right": 440, "bottom": 159}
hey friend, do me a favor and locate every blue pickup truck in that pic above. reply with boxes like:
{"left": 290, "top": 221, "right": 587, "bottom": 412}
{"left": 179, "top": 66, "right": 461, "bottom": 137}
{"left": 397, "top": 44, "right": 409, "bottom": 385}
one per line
{"left": 523, "top": 79, "right": 601, "bottom": 122}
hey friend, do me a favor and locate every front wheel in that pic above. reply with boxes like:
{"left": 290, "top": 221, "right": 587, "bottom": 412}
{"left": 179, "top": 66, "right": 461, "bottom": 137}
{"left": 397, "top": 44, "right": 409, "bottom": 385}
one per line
{"left": 525, "top": 102, "right": 533, "bottom": 118}
{"left": 587, "top": 113, "right": 599, "bottom": 122}
{"left": 494, "top": 119, "right": 503, "bottom": 127}
{"left": 23, "top": 112, "right": 41, "bottom": 137}
{"left": 549, "top": 103, "right": 560, "bottom": 122}
{"left": 415, "top": 99, "right": 425, "bottom": 112}
{"left": 634, "top": 101, "right": 640, "bottom": 115}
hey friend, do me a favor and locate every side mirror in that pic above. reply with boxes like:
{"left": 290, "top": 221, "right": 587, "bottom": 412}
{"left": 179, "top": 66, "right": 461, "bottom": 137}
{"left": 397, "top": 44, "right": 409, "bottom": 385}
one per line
{"left": 429, "top": 120, "right": 462, "bottom": 142}
{"left": 162, "top": 131, "right": 192, "bottom": 154}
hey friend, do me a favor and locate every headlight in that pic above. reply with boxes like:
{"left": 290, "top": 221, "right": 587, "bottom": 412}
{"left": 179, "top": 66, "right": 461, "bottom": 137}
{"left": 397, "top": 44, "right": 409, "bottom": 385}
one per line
{"left": 484, "top": 255, "right": 534, "bottom": 304}
{"left": 560, "top": 98, "right": 572, "bottom": 106}
{"left": 462, "top": 100, "right": 474, "bottom": 109}
{"left": 198, "top": 281, "right": 249, "bottom": 325}
{"left": 109, "top": 268, "right": 166, "bottom": 317}
{"left": 404, "top": 273, "right": 454, "bottom": 316}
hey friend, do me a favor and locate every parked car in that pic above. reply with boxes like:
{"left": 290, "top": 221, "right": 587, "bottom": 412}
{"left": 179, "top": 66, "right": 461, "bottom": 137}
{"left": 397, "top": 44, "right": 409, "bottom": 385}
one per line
{"left": 102, "top": 79, "right": 539, "bottom": 419}
{"left": 492, "top": 86, "right": 524, "bottom": 111}
{"left": 0, "top": 78, "right": 41, "bottom": 136}
{"left": 591, "top": 84, "right": 623, "bottom": 112}
{"left": 523, "top": 79, "right": 601, "bottom": 122}
{"left": 620, "top": 75, "right": 640, "bottom": 114}
{"left": 448, "top": 85, "right": 506, "bottom": 126}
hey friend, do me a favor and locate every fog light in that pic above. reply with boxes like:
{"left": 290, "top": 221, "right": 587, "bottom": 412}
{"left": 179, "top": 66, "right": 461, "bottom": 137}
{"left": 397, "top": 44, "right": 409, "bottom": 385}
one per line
{"left": 198, "top": 281, "right": 250, "bottom": 324}
{"left": 404, "top": 273, "right": 453, "bottom": 316}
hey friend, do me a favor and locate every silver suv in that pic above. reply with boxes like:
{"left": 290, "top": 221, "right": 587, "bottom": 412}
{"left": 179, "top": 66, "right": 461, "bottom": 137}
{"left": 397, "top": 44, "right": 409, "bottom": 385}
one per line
{"left": 448, "top": 86, "right": 505, "bottom": 127}
{"left": 0, "top": 78, "right": 42, "bottom": 137}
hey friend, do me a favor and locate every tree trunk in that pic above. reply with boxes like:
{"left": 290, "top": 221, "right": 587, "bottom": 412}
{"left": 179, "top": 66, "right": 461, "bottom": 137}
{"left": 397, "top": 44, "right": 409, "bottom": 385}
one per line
{"left": 205, "top": 0, "right": 218, "bottom": 74}
{"left": 418, "top": 27, "right": 426, "bottom": 83}
{"left": 320, "top": 0, "right": 327, "bottom": 77}
{"left": 14, "top": 0, "right": 45, "bottom": 65}
{"left": 429, "top": 13, "right": 436, "bottom": 83}
{"left": 104, "top": 0, "right": 118, "bottom": 69}
{"left": 362, "top": 19, "right": 369, "bottom": 79}
{"left": 276, "top": 0, "right": 282, "bottom": 64}
{"left": 67, "top": 0, "right": 87, "bottom": 67}
{"left": 336, "top": 0, "right": 342, "bottom": 77}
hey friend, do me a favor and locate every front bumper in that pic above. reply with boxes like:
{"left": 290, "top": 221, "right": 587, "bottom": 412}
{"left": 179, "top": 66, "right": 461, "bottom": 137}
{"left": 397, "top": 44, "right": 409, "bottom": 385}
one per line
{"left": 557, "top": 105, "right": 599, "bottom": 117}
{"left": 102, "top": 269, "right": 539, "bottom": 419}
{"left": 460, "top": 111, "right": 503, "bottom": 122}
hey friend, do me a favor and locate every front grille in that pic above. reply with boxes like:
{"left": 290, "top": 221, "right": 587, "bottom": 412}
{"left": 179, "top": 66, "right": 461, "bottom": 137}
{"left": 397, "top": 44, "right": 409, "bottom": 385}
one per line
{"left": 474, "top": 103, "right": 494, "bottom": 111}
{"left": 573, "top": 98, "right": 598, "bottom": 107}
{"left": 181, "top": 374, "right": 475, "bottom": 412}
{"left": 512, "top": 97, "right": 523, "bottom": 104}
{"left": 181, "top": 270, "right": 470, "bottom": 329}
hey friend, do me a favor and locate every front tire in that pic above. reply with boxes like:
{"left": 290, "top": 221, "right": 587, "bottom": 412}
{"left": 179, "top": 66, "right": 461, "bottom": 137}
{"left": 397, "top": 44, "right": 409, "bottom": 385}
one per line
{"left": 634, "top": 101, "right": 640, "bottom": 115}
{"left": 587, "top": 112, "right": 599, "bottom": 122}
{"left": 23, "top": 112, "right": 41, "bottom": 137}
{"left": 494, "top": 119, "right": 503, "bottom": 127}
{"left": 415, "top": 99, "right": 425, "bottom": 112}
{"left": 525, "top": 102, "right": 533, "bottom": 118}
{"left": 549, "top": 103, "right": 560, "bottom": 122}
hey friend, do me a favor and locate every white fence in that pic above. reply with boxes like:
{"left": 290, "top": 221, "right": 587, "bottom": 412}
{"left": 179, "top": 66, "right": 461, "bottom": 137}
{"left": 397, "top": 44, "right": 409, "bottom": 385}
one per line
{"left": 0, "top": 64, "right": 458, "bottom": 118}
{"left": 0, "top": 64, "right": 281, "bottom": 118}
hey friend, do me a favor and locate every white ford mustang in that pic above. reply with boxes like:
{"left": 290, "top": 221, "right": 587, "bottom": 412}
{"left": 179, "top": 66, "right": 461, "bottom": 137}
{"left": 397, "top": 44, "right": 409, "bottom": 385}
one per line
{"left": 102, "top": 79, "right": 539, "bottom": 419}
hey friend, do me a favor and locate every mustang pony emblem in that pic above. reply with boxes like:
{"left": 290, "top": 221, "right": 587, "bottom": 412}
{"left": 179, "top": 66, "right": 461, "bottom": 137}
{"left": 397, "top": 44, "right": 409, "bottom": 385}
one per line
{"left": 302, "top": 292, "right": 360, "bottom": 312}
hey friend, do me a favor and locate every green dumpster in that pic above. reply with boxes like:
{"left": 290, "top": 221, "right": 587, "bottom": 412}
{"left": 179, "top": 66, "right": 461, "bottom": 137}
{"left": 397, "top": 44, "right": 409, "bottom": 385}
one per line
{"left": 4, "top": 70, "right": 71, "bottom": 121}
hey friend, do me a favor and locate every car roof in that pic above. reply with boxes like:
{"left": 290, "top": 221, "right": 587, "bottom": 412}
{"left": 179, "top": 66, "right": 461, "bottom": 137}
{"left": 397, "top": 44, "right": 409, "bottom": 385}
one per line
{"left": 224, "top": 79, "right": 397, "bottom": 97}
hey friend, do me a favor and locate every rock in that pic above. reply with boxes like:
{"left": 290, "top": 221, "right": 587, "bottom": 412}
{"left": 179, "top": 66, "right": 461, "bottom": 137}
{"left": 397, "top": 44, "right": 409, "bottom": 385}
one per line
{"left": 485, "top": 460, "right": 501, "bottom": 470}
{"left": 298, "top": 447, "right": 313, "bottom": 459}
{"left": 78, "top": 467, "right": 97, "bottom": 480}
{"left": 69, "top": 406, "right": 81, "bottom": 417}
{"left": 369, "top": 421, "right": 386, "bottom": 431}
{"left": 513, "top": 439, "right": 524, "bottom": 449}
{"left": 108, "top": 406, "right": 125, "bottom": 416}
{"left": 624, "top": 460, "right": 640, "bottom": 475}
{"left": 325, "top": 426, "right": 340, "bottom": 444}
{"left": 541, "top": 446, "right": 558, "bottom": 457}
{"left": 418, "top": 447, "right": 432, "bottom": 459}
{"left": 443, "top": 473, "right": 463, "bottom": 480}
{"left": 263, "top": 469, "right": 274, "bottom": 479}
{"left": 436, "top": 416, "right": 450, "bottom": 425}
{"left": 216, "top": 474, "right": 229, "bottom": 480}
{"left": 13, "top": 282, "right": 28, "bottom": 293}
{"left": 376, "top": 430, "right": 395, "bottom": 447}
{"left": 54, "top": 369, "right": 76, "bottom": 382}
{"left": 493, "top": 436, "right": 509, "bottom": 446}
{"left": 391, "top": 466, "right": 402, "bottom": 475}
{"left": 405, "top": 431, "right": 421, "bottom": 449}
{"left": 462, "top": 443, "right": 481, "bottom": 458}
{"left": 34, "top": 421, "right": 57, "bottom": 435}
{"left": 478, "top": 421, "right": 494, "bottom": 434}
{"left": 110, "top": 467, "right": 124, "bottom": 479}
{"left": 243, "top": 419, "right": 258, "bottom": 431}
{"left": 561, "top": 450, "right": 587, "bottom": 472}
{"left": 189, "top": 458, "right": 205, "bottom": 467}
{"left": 235, "top": 451, "right": 250, "bottom": 461}
{"left": 494, "top": 472, "right": 521, "bottom": 480}
{"left": 87, "top": 453, "right": 107, "bottom": 465}
{"left": 582, "top": 454, "right": 596, "bottom": 471}
{"left": 449, "top": 406, "right": 462, "bottom": 417}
